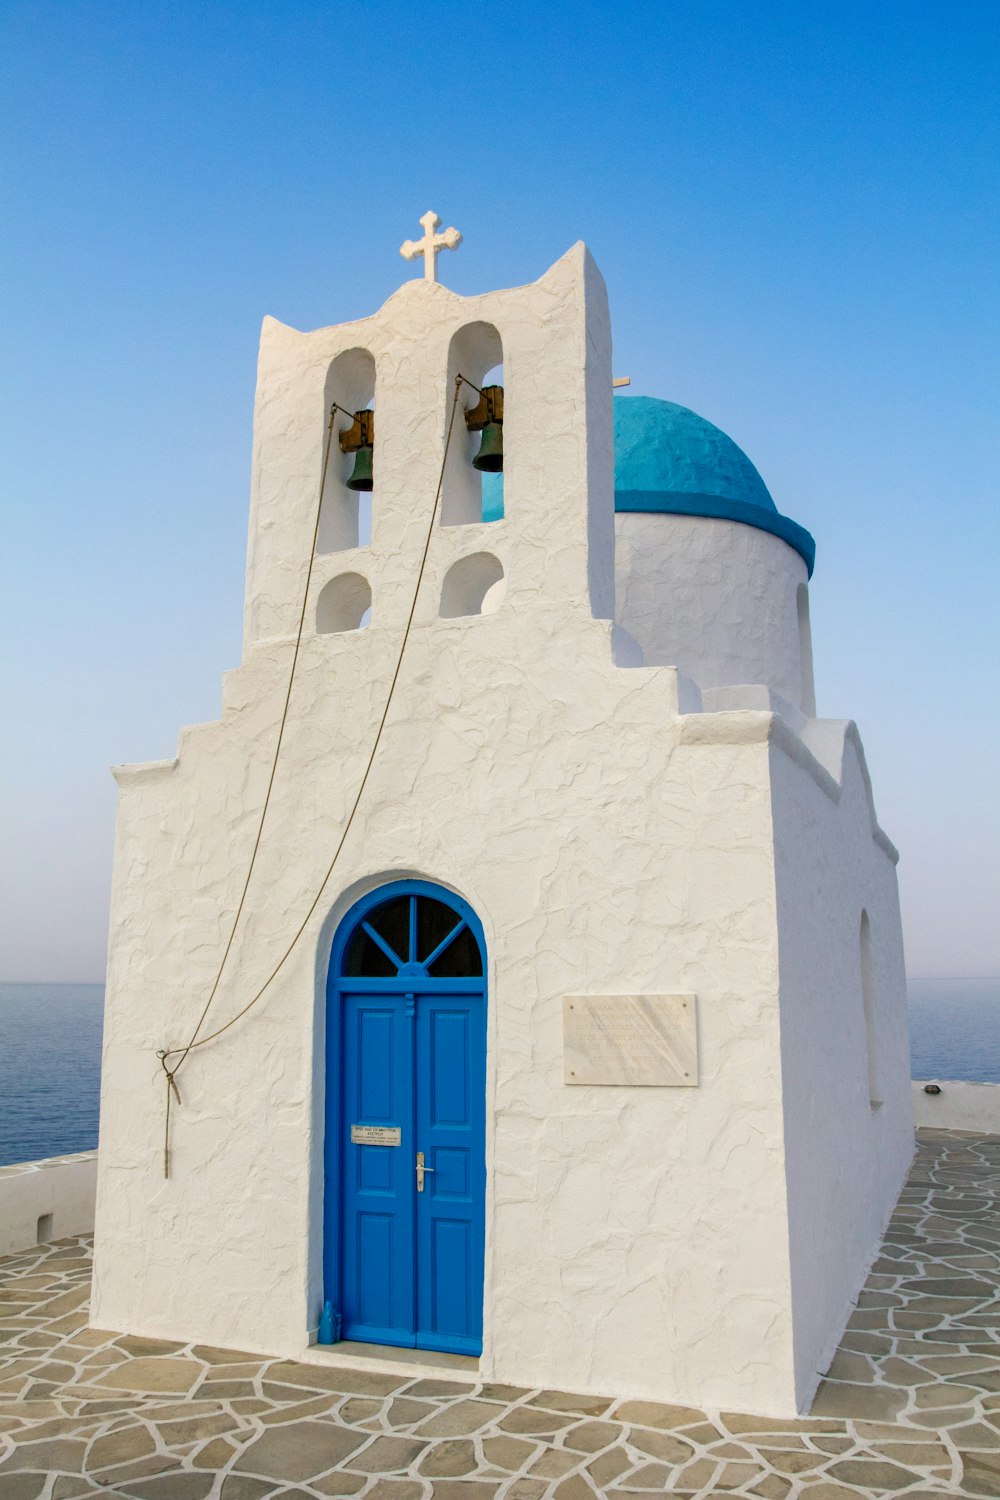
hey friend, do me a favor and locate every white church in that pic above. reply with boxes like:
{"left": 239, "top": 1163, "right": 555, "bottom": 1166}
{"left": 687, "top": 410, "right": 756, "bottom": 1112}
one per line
{"left": 93, "top": 219, "right": 914, "bottom": 1418}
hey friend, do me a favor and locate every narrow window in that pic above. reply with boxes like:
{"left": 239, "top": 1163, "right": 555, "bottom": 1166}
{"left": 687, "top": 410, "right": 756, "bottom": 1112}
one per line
{"left": 860, "top": 911, "right": 882, "bottom": 1110}
{"left": 796, "top": 583, "right": 816, "bottom": 715}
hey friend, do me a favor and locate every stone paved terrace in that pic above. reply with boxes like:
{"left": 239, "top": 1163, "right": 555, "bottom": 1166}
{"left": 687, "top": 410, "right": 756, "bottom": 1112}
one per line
{"left": 1, "top": 1131, "right": 998, "bottom": 1500}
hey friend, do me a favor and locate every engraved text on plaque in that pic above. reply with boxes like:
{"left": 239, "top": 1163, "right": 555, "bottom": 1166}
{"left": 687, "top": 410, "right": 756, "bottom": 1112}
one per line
{"left": 350, "top": 1125, "right": 402, "bottom": 1146}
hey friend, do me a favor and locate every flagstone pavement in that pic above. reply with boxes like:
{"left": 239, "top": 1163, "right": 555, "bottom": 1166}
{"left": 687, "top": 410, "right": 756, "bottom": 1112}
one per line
{"left": 1, "top": 1131, "right": 998, "bottom": 1500}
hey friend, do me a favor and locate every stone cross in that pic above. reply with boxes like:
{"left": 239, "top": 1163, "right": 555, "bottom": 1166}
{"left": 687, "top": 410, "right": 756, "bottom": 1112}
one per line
{"left": 400, "top": 211, "right": 462, "bottom": 283}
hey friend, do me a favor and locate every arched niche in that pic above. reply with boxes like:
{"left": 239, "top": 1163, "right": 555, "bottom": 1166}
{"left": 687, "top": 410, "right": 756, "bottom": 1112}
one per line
{"left": 316, "top": 572, "right": 372, "bottom": 634}
{"left": 439, "top": 553, "right": 505, "bottom": 619}
{"left": 444, "top": 323, "right": 504, "bottom": 527}
{"left": 797, "top": 583, "right": 816, "bottom": 716}
{"left": 318, "top": 348, "right": 376, "bottom": 554}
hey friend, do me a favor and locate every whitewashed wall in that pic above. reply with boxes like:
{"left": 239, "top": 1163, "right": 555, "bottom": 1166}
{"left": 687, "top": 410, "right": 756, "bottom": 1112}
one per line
{"left": 615, "top": 513, "right": 812, "bottom": 708}
{"left": 770, "top": 722, "right": 914, "bottom": 1411}
{"left": 93, "top": 245, "right": 910, "bottom": 1417}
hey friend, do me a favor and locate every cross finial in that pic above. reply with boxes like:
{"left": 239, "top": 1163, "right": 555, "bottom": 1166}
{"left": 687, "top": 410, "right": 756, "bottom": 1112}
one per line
{"left": 400, "top": 211, "right": 462, "bottom": 284}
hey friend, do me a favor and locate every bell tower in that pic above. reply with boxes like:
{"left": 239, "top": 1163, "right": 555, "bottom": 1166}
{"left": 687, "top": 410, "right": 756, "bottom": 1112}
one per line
{"left": 242, "top": 234, "right": 614, "bottom": 651}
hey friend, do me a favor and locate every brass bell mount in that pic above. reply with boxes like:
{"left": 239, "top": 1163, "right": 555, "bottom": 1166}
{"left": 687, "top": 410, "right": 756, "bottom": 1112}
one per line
{"left": 459, "top": 375, "right": 504, "bottom": 473}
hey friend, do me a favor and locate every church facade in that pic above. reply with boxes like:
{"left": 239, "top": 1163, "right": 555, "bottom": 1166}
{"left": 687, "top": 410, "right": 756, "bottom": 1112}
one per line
{"left": 92, "top": 242, "right": 913, "bottom": 1416}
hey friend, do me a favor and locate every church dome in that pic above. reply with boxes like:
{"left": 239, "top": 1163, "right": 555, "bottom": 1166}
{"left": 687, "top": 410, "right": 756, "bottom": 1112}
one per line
{"left": 614, "top": 396, "right": 815, "bottom": 575}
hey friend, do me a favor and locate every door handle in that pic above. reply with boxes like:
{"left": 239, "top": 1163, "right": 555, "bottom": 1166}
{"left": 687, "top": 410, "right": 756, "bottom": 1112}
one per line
{"left": 416, "top": 1151, "right": 435, "bottom": 1193}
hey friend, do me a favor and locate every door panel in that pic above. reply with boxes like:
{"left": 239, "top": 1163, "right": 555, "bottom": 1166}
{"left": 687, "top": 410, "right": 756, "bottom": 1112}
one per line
{"left": 430, "top": 1009, "right": 470, "bottom": 1123}
{"left": 431, "top": 1217, "right": 473, "bottom": 1340}
{"left": 356, "top": 1212, "right": 395, "bottom": 1328}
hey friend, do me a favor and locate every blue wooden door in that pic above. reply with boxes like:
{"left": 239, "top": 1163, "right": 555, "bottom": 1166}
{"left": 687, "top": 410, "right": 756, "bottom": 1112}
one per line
{"left": 326, "top": 883, "right": 486, "bottom": 1356}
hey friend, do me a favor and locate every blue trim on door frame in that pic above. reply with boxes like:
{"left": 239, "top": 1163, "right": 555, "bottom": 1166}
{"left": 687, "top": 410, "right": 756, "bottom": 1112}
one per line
{"left": 323, "top": 879, "right": 487, "bottom": 1352}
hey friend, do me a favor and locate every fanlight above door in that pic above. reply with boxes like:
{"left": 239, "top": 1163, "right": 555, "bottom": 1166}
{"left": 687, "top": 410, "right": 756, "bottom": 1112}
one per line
{"left": 342, "top": 892, "right": 484, "bottom": 980}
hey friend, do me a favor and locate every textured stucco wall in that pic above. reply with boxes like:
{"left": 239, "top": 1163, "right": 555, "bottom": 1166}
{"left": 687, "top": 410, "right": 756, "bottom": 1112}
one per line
{"left": 93, "top": 244, "right": 909, "bottom": 1418}
{"left": 770, "top": 722, "right": 914, "bottom": 1410}
{"left": 93, "top": 658, "right": 799, "bottom": 1411}
{"left": 615, "top": 512, "right": 810, "bottom": 706}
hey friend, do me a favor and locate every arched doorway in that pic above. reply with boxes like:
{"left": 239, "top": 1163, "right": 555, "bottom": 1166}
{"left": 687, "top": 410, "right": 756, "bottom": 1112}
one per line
{"left": 324, "top": 880, "right": 487, "bottom": 1356}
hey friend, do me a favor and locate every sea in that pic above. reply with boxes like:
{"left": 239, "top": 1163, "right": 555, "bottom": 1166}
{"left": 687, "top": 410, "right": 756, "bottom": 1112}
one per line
{"left": 0, "top": 978, "right": 998, "bottom": 1168}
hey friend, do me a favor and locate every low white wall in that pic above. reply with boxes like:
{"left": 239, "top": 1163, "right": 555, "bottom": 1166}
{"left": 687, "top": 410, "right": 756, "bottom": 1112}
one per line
{"left": 0, "top": 1152, "right": 98, "bottom": 1256}
{"left": 913, "top": 1080, "right": 1000, "bottom": 1133}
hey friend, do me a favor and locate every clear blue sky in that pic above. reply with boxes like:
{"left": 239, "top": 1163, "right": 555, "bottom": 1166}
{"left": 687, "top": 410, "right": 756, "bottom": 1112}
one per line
{"left": 2, "top": 1, "right": 997, "bottom": 981}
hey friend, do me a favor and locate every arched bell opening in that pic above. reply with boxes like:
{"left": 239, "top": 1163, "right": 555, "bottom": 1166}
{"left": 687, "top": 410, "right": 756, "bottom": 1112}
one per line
{"left": 439, "top": 552, "right": 505, "bottom": 619}
{"left": 443, "top": 323, "right": 505, "bottom": 527}
{"left": 318, "top": 348, "right": 376, "bottom": 554}
{"left": 316, "top": 572, "right": 372, "bottom": 634}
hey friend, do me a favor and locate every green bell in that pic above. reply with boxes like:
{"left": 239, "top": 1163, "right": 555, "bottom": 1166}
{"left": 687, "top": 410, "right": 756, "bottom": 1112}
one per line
{"left": 472, "top": 421, "right": 504, "bottom": 473}
{"left": 346, "top": 444, "right": 374, "bottom": 492}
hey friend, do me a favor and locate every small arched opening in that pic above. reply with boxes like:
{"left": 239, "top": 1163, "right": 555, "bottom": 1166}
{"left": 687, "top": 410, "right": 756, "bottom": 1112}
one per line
{"left": 316, "top": 573, "right": 372, "bottom": 634}
{"left": 439, "top": 553, "right": 505, "bottom": 619}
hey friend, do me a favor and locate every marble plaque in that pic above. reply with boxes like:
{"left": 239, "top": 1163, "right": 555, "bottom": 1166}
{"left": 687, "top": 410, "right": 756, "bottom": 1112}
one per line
{"left": 563, "top": 995, "right": 698, "bottom": 1086}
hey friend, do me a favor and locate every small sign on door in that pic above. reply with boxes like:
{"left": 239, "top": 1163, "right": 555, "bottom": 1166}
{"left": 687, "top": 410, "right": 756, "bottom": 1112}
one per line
{"left": 350, "top": 1124, "right": 402, "bottom": 1146}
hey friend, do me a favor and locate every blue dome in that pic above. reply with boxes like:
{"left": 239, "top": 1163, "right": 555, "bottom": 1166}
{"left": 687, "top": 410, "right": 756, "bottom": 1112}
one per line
{"left": 614, "top": 396, "right": 815, "bottom": 575}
